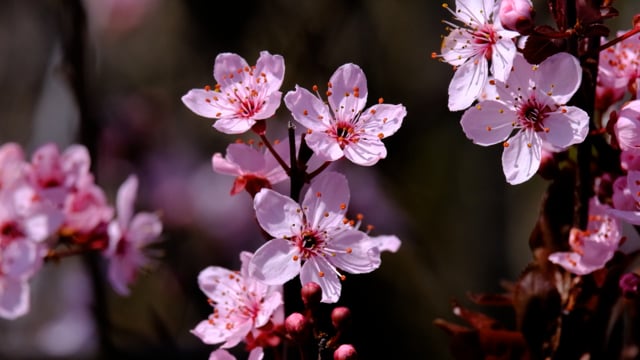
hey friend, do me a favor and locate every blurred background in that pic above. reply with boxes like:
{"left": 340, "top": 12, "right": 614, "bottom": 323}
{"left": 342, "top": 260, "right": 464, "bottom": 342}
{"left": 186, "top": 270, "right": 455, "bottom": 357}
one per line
{"left": 1, "top": 0, "right": 639, "bottom": 359}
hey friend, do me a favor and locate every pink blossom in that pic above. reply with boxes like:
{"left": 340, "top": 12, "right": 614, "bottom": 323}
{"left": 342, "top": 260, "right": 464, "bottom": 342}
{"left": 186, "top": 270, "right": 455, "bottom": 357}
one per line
{"left": 460, "top": 52, "right": 589, "bottom": 184}
{"left": 192, "top": 251, "right": 283, "bottom": 349}
{"left": 435, "top": 0, "right": 519, "bottom": 111}
{"left": 208, "top": 348, "right": 264, "bottom": 360}
{"left": 0, "top": 143, "right": 27, "bottom": 191}
{"left": 182, "top": 51, "right": 285, "bottom": 134}
{"left": 549, "top": 198, "right": 621, "bottom": 275}
{"left": 248, "top": 172, "right": 382, "bottom": 303}
{"left": 285, "top": 64, "right": 405, "bottom": 166}
{"left": 498, "top": 0, "right": 534, "bottom": 34}
{"left": 0, "top": 239, "right": 45, "bottom": 319}
{"left": 614, "top": 100, "right": 640, "bottom": 153}
{"left": 62, "top": 177, "right": 114, "bottom": 236}
{"left": 105, "top": 175, "right": 162, "bottom": 296}
{"left": 609, "top": 170, "right": 640, "bottom": 225}
{"left": 596, "top": 30, "right": 640, "bottom": 111}
{"left": 212, "top": 140, "right": 289, "bottom": 196}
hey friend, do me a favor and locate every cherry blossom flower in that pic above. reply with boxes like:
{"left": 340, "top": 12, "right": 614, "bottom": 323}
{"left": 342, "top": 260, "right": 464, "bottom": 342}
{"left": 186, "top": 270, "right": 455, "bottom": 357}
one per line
{"left": 435, "top": 0, "right": 519, "bottom": 111}
{"left": 596, "top": 30, "right": 640, "bottom": 111}
{"left": 460, "top": 52, "right": 589, "bottom": 184}
{"left": 248, "top": 171, "right": 382, "bottom": 303}
{"left": 104, "top": 175, "right": 162, "bottom": 296}
{"left": 609, "top": 170, "right": 640, "bottom": 225}
{"left": 182, "top": 51, "right": 285, "bottom": 134}
{"left": 614, "top": 100, "right": 640, "bottom": 153}
{"left": 0, "top": 143, "right": 28, "bottom": 191}
{"left": 192, "top": 251, "right": 283, "bottom": 350}
{"left": 212, "top": 140, "right": 289, "bottom": 196}
{"left": 0, "top": 239, "right": 45, "bottom": 319}
{"left": 285, "top": 64, "right": 406, "bottom": 166}
{"left": 549, "top": 198, "right": 621, "bottom": 275}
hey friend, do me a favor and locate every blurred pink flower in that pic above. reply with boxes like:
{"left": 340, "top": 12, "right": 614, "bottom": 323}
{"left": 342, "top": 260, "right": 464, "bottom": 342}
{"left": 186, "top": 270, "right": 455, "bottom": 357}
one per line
{"left": 192, "top": 251, "right": 282, "bottom": 350}
{"left": 182, "top": 51, "right": 285, "bottom": 134}
{"left": 0, "top": 143, "right": 28, "bottom": 191}
{"left": 105, "top": 175, "right": 162, "bottom": 296}
{"left": 549, "top": 198, "right": 621, "bottom": 275}
{"left": 460, "top": 53, "right": 589, "bottom": 184}
{"left": 208, "top": 347, "right": 263, "bottom": 360}
{"left": 285, "top": 63, "right": 405, "bottom": 166}
{"left": 614, "top": 100, "right": 640, "bottom": 153}
{"left": 596, "top": 30, "right": 640, "bottom": 111}
{"left": 212, "top": 140, "right": 289, "bottom": 196}
{"left": 249, "top": 172, "right": 381, "bottom": 303}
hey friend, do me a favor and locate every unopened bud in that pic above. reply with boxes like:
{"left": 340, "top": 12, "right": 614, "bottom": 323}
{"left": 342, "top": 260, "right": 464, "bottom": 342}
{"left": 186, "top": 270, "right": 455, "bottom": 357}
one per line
{"left": 499, "top": 0, "right": 535, "bottom": 34}
{"left": 285, "top": 312, "right": 309, "bottom": 340}
{"left": 620, "top": 272, "right": 640, "bottom": 298}
{"left": 334, "top": 344, "right": 357, "bottom": 360}
{"left": 331, "top": 306, "right": 352, "bottom": 330}
{"left": 301, "top": 282, "right": 322, "bottom": 308}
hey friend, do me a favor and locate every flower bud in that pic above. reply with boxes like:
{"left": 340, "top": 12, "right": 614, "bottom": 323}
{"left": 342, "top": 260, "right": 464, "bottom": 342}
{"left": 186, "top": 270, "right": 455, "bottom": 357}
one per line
{"left": 301, "top": 282, "right": 322, "bottom": 308}
{"left": 620, "top": 272, "right": 640, "bottom": 298}
{"left": 499, "top": 0, "right": 535, "bottom": 34}
{"left": 285, "top": 312, "right": 309, "bottom": 340}
{"left": 331, "top": 306, "right": 352, "bottom": 330}
{"left": 333, "top": 344, "right": 357, "bottom": 360}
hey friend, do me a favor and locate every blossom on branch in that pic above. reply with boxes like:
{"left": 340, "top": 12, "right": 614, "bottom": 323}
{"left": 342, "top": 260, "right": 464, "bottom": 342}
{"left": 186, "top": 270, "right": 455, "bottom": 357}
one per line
{"left": 548, "top": 198, "right": 621, "bottom": 275}
{"left": 285, "top": 64, "right": 405, "bottom": 166}
{"left": 460, "top": 52, "right": 589, "bottom": 184}
{"left": 182, "top": 51, "right": 285, "bottom": 134}
{"left": 435, "top": 0, "right": 519, "bottom": 111}
{"left": 104, "top": 175, "right": 162, "bottom": 295}
{"left": 248, "top": 171, "right": 382, "bottom": 303}
{"left": 192, "top": 251, "right": 283, "bottom": 351}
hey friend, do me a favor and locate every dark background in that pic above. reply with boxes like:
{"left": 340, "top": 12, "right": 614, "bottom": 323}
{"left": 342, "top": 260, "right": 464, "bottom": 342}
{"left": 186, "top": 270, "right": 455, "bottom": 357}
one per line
{"left": 0, "top": 0, "right": 638, "bottom": 359}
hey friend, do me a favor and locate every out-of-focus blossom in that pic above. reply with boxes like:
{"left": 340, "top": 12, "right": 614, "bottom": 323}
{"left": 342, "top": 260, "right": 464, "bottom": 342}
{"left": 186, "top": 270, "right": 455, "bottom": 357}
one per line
{"left": 212, "top": 140, "right": 289, "bottom": 196}
{"left": 249, "top": 172, "right": 382, "bottom": 303}
{"left": 192, "top": 252, "right": 282, "bottom": 350}
{"left": 285, "top": 64, "right": 405, "bottom": 166}
{"left": 596, "top": 30, "right": 640, "bottom": 111}
{"left": 460, "top": 53, "right": 589, "bottom": 184}
{"left": 208, "top": 347, "right": 264, "bottom": 360}
{"left": 104, "top": 175, "right": 162, "bottom": 296}
{"left": 498, "top": 0, "right": 534, "bottom": 34}
{"left": 61, "top": 177, "right": 113, "bottom": 236}
{"left": 549, "top": 198, "right": 621, "bottom": 275}
{"left": 0, "top": 143, "right": 28, "bottom": 191}
{"left": 614, "top": 100, "right": 640, "bottom": 153}
{"left": 182, "top": 51, "right": 285, "bottom": 134}
{"left": 434, "top": 0, "right": 519, "bottom": 111}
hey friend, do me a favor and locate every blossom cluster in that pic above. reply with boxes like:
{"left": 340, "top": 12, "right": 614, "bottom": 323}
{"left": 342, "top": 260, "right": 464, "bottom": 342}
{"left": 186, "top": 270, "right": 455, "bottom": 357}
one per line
{"left": 0, "top": 142, "right": 162, "bottom": 319}
{"left": 182, "top": 51, "right": 404, "bottom": 358}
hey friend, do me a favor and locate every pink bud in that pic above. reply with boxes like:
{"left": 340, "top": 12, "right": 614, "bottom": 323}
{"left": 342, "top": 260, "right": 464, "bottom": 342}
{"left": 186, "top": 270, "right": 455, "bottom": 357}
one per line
{"left": 301, "top": 282, "right": 322, "bottom": 308}
{"left": 285, "top": 312, "right": 309, "bottom": 339}
{"left": 499, "top": 0, "right": 535, "bottom": 34}
{"left": 334, "top": 344, "right": 357, "bottom": 360}
{"left": 331, "top": 306, "right": 352, "bottom": 330}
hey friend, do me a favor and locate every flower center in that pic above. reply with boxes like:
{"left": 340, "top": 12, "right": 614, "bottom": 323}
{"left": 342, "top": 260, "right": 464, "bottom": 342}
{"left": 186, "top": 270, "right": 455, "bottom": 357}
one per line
{"left": 472, "top": 24, "right": 497, "bottom": 60}
{"left": 0, "top": 221, "right": 23, "bottom": 241}
{"left": 331, "top": 121, "right": 358, "bottom": 148}
{"left": 296, "top": 230, "right": 325, "bottom": 258}
{"left": 516, "top": 97, "right": 550, "bottom": 132}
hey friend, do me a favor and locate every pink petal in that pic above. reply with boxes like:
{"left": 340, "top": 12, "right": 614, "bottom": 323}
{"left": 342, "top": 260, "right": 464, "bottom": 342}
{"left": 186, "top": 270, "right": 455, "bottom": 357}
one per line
{"left": 454, "top": 0, "right": 495, "bottom": 24}
{"left": 117, "top": 175, "right": 138, "bottom": 228}
{"left": 367, "top": 234, "right": 401, "bottom": 253}
{"left": 2, "top": 240, "right": 42, "bottom": 280}
{"left": 249, "top": 348, "right": 265, "bottom": 360}
{"left": 535, "top": 52, "right": 582, "bottom": 104}
{"left": 0, "top": 278, "right": 30, "bottom": 319}
{"left": 212, "top": 153, "right": 242, "bottom": 176}
{"left": 225, "top": 143, "right": 267, "bottom": 173}
{"left": 498, "top": 54, "right": 535, "bottom": 101}
{"left": 327, "top": 64, "right": 368, "bottom": 121}
{"left": 213, "top": 117, "right": 255, "bottom": 135}
{"left": 255, "top": 51, "right": 285, "bottom": 93}
{"left": 359, "top": 103, "right": 406, "bottom": 138}
{"left": 615, "top": 100, "right": 640, "bottom": 152}
{"left": 302, "top": 172, "right": 349, "bottom": 230}
{"left": 107, "top": 254, "right": 135, "bottom": 296}
{"left": 303, "top": 132, "right": 344, "bottom": 162}
{"left": 197, "top": 266, "right": 237, "bottom": 300}
{"left": 540, "top": 106, "right": 589, "bottom": 148}
{"left": 343, "top": 139, "right": 386, "bottom": 166}
{"left": 192, "top": 319, "right": 230, "bottom": 345}
{"left": 213, "top": 53, "right": 250, "bottom": 86}
{"left": 209, "top": 349, "right": 235, "bottom": 360}
{"left": 128, "top": 212, "right": 162, "bottom": 247}
{"left": 181, "top": 89, "right": 237, "bottom": 119}
{"left": 501, "top": 130, "right": 541, "bottom": 184}
{"left": 448, "top": 57, "right": 488, "bottom": 111}
{"left": 249, "top": 238, "right": 301, "bottom": 285}
{"left": 490, "top": 33, "right": 517, "bottom": 82}
{"left": 251, "top": 91, "right": 283, "bottom": 120}
{"left": 460, "top": 100, "right": 514, "bottom": 145}
{"left": 255, "top": 291, "right": 283, "bottom": 328}
{"left": 328, "top": 230, "right": 381, "bottom": 274}
{"left": 284, "top": 86, "right": 332, "bottom": 131}
{"left": 254, "top": 189, "right": 302, "bottom": 238}
{"left": 548, "top": 252, "right": 596, "bottom": 275}
{"left": 300, "top": 258, "right": 341, "bottom": 303}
